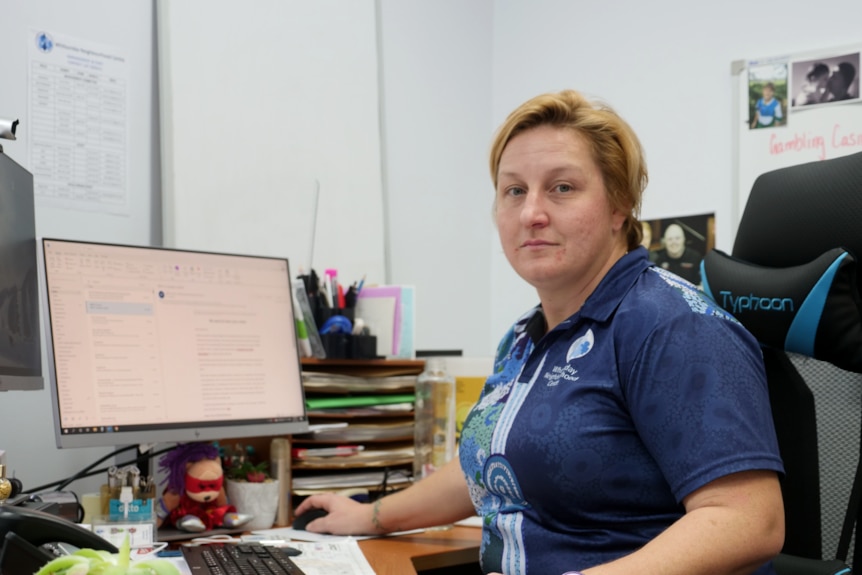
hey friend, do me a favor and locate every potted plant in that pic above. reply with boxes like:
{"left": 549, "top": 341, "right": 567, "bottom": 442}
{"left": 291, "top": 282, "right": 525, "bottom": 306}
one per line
{"left": 220, "top": 443, "right": 280, "bottom": 531}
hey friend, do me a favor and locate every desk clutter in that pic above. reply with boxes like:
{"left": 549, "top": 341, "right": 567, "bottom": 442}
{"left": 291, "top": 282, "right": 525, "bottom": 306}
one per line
{"left": 291, "top": 360, "right": 424, "bottom": 497}
{"left": 294, "top": 269, "right": 414, "bottom": 360}
{"left": 89, "top": 465, "right": 157, "bottom": 548}
{"left": 0, "top": 357, "right": 486, "bottom": 575}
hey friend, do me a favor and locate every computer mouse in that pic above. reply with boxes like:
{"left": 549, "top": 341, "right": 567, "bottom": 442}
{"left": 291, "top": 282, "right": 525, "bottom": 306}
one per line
{"left": 292, "top": 507, "right": 329, "bottom": 530}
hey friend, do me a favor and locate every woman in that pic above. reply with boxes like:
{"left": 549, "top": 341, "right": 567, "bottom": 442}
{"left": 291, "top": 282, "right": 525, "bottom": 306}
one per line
{"left": 295, "top": 89, "right": 785, "bottom": 575}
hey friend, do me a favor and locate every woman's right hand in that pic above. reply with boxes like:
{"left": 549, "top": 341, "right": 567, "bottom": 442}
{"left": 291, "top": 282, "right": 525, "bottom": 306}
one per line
{"left": 293, "top": 492, "right": 375, "bottom": 535}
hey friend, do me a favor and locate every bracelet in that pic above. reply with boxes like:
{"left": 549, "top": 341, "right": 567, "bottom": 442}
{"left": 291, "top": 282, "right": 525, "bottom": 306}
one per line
{"left": 370, "top": 499, "right": 386, "bottom": 533}
{"left": 562, "top": 572, "right": 584, "bottom": 575}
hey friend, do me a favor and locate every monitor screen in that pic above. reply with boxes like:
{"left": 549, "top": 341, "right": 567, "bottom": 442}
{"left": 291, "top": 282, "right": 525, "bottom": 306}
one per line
{"left": 0, "top": 153, "right": 43, "bottom": 392}
{"left": 40, "top": 238, "right": 308, "bottom": 449}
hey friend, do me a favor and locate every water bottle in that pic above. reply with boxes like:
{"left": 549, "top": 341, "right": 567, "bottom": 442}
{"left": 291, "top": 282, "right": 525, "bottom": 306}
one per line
{"left": 413, "top": 357, "right": 456, "bottom": 481}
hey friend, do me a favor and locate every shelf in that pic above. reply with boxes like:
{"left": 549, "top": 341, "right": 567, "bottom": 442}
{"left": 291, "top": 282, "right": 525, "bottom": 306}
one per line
{"left": 292, "top": 358, "right": 421, "bottom": 494}
{"left": 301, "top": 358, "right": 424, "bottom": 378}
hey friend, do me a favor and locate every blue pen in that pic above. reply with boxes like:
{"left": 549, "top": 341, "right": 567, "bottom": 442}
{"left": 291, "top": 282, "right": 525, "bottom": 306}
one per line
{"left": 356, "top": 274, "right": 366, "bottom": 295}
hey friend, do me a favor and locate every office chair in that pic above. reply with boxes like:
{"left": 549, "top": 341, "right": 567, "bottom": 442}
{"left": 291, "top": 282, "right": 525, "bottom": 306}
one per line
{"left": 702, "top": 150, "right": 862, "bottom": 575}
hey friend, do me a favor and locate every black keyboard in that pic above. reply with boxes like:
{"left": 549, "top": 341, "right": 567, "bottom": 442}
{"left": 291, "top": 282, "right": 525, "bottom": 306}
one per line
{"left": 181, "top": 543, "right": 305, "bottom": 575}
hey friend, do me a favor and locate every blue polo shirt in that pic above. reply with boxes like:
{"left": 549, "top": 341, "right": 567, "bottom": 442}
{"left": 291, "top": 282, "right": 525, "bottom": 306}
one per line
{"left": 459, "top": 247, "right": 783, "bottom": 575}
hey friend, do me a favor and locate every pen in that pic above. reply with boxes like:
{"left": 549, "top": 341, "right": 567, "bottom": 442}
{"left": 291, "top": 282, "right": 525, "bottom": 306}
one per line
{"left": 293, "top": 292, "right": 312, "bottom": 357}
{"left": 356, "top": 274, "right": 366, "bottom": 296}
{"left": 321, "top": 274, "right": 332, "bottom": 308}
{"left": 309, "top": 269, "right": 321, "bottom": 297}
{"left": 345, "top": 285, "right": 357, "bottom": 308}
{"left": 325, "top": 268, "right": 339, "bottom": 307}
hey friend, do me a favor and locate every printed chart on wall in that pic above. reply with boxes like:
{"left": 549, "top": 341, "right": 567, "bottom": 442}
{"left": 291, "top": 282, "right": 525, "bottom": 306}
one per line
{"left": 27, "top": 29, "right": 130, "bottom": 215}
{"left": 735, "top": 43, "right": 862, "bottom": 225}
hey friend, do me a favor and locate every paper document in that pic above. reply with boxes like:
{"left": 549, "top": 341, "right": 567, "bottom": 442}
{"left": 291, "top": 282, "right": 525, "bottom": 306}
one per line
{"left": 252, "top": 526, "right": 425, "bottom": 542}
{"left": 279, "top": 540, "right": 376, "bottom": 575}
{"left": 455, "top": 516, "right": 483, "bottom": 528}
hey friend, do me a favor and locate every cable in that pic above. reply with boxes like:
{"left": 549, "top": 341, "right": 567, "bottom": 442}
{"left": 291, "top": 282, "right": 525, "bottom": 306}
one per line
{"left": 23, "top": 466, "right": 108, "bottom": 494}
{"left": 52, "top": 445, "right": 140, "bottom": 493}
{"left": 23, "top": 444, "right": 174, "bottom": 495}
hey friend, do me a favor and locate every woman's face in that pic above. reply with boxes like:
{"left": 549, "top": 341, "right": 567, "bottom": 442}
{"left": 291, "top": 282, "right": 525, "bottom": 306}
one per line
{"left": 494, "top": 125, "right": 627, "bottom": 297}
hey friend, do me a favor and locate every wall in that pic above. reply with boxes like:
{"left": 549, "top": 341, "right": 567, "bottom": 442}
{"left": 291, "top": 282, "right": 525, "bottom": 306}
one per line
{"left": 378, "top": 0, "right": 495, "bottom": 356}
{"left": 488, "top": 0, "right": 862, "bottom": 342}
{"left": 0, "top": 1, "right": 160, "bottom": 496}
{"left": 158, "top": 0, "right": 385, "bottom": 287}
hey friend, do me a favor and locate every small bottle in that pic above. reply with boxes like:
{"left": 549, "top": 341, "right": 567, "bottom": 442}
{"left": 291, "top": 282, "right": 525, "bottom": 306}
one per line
{"left": 0, "top": 464, "right": 12, "bottom": 504}
{"left": 413, "top": 357, "right": 456, "bottom": 481}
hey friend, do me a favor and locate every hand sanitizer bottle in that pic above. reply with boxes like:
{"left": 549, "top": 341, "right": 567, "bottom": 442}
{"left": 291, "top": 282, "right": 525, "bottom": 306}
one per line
{"left": 413, "top": 358, "right": 456, "bottom": 481}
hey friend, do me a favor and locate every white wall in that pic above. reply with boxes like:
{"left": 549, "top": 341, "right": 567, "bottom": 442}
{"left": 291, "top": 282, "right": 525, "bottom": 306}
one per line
{"left": 158, "top": 0, "right": 385, "bottom": 287}
{"left": 378, "top": 0, "right": 495, "bottom": 356}
{"left": 488, "top": 0, "right": 862, "bottom": 342}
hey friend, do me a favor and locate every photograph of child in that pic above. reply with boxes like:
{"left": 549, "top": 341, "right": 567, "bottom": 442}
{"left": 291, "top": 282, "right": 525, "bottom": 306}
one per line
{"left": 748, "top": 63, "right": 788, "bottom": 130}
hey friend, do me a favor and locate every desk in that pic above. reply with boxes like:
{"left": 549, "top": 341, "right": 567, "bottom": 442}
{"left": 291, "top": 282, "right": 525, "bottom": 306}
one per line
{"left": 358, "top": 525, "right": 481, "bottom": 575}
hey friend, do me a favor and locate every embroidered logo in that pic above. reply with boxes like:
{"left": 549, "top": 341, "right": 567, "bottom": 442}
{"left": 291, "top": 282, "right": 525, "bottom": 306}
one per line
{"left": 543, "top": 364, "right": 579, "bottom": 386}
{"left": 566, "top": 329, "right": 594, "bottom": 360}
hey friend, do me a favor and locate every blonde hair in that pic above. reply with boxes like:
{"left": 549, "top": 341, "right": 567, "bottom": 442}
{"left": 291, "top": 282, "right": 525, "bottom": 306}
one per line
{"left": 489, "top": 90, "right": 648, "bottom": 250}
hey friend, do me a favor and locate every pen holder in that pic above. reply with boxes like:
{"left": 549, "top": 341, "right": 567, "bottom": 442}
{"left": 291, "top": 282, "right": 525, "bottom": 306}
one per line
{"left": 315, "top": 306, "right": 355, "bottom": 328}
{"left": 319, "top": 333, "right": 379, "bottom": 359}
{"left": 350, "top": 334, "right": 378, "bottom": 359}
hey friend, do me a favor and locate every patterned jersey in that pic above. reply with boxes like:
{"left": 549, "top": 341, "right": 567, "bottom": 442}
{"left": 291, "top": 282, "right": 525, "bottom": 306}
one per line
{"left": 459, "top": 247, "right": 784, "bottom": 575}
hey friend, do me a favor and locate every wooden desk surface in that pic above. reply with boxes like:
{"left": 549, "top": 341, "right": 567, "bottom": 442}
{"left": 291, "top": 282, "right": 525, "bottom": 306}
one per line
{"left": 358, "top": 525, "right": 481, "bottom": 575}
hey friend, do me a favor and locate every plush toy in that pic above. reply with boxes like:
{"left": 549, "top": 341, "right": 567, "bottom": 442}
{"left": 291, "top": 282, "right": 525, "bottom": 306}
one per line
{"left": 156, "top": 443, "right": 250, "bottom": 532}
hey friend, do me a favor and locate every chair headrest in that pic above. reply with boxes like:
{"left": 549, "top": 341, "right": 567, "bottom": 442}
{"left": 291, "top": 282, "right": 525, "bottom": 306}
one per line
{"left": 701, "top": 151, "right": 862, "bottom": 372}
{"left": 702, "top": 248, "right": 862, "bottom": 373}
{"left": 734, "top": 150, "right": 862, "bottom": 294}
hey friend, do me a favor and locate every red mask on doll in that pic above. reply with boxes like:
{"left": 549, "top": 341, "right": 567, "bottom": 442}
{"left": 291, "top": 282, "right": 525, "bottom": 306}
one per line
{"left": 185, "top": 473, "right": 223, "bottom": 502}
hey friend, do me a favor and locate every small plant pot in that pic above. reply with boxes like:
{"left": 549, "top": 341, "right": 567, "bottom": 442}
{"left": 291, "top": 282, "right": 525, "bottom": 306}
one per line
{"left": 225, "top": 479, "right": 280, "bottom": 531}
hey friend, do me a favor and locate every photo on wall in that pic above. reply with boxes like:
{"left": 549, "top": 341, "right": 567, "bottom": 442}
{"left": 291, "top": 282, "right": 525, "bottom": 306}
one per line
{"left": 748, "top": 62, "right": 788, "bottom": 130}
{"left": 790, "top": 51, "right": 860, "bottom": 109}
{"left": 641, "top": 212, "right": 715, "bottom": 287}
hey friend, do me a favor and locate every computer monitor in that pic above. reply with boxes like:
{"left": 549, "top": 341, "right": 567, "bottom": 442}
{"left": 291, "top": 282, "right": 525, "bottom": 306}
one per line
{"left": 40, "top": 238, "right": 309, "bottom": 449}
{"left": 0, "top": 152, "right": 43, "bottom": 392}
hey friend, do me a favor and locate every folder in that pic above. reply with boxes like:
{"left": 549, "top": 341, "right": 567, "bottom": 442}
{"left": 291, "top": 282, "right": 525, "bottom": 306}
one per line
{"left": 355, "top": 286, "right": 402, "bottom": 356}
{"left": 305, "top": 394, "right": 415, "bottom": 410}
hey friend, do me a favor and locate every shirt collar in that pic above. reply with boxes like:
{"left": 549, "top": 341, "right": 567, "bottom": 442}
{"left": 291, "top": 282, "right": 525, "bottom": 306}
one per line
{"left": 527, "top": 247, "right": 652, "bottom": 340}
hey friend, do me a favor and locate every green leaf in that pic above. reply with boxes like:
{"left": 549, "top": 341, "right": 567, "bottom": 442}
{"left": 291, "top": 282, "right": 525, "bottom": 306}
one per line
{"left": 133, "top": 560, "right": 182, "bottom": 575}
{"left": 117, "top": 535, "right": 131, "bottom": 569}
{"left": 65, "top": 562, "right": 93, "bottom": 575}
{"left": 74, "top": 549, "right": 108, "bottom": 562}
{"left": 34, "top": 555, "right": 89, "bottom": 575}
